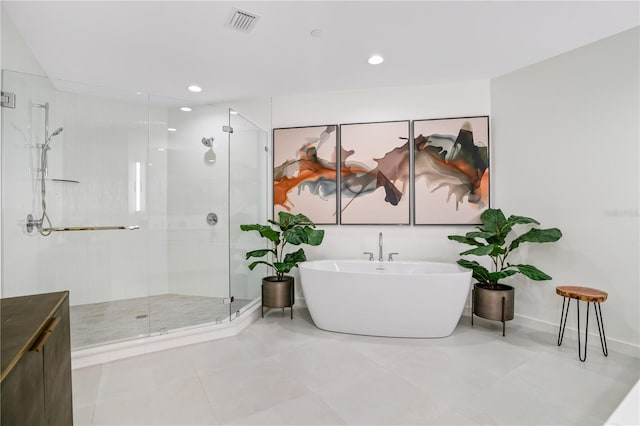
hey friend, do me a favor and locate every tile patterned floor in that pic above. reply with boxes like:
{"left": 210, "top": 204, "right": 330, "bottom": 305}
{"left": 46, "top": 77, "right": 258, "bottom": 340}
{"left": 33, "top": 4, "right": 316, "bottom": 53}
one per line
{"left": 70, "top": 294, "right": 253, "bottom": 348}
{"left": 72, "top": 308, "right": 639, "bottom": 425}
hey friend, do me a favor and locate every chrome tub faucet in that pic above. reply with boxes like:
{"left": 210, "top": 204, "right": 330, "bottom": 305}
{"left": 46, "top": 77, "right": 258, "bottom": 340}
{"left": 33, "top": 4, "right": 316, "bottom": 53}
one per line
{"left": 366, "top": 233, "right": 398, "bottom": 261}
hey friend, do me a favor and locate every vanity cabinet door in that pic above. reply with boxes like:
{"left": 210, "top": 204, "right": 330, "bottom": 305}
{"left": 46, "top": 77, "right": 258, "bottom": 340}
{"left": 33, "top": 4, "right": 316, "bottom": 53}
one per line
{"left": 1, "top": 291, "right": 73, "bottom": 426}
{"left": 43, "top": 298, "right": 73, "bottom": 426}
{"left": 0, "top": 348, "right": 46, "bottom": 426}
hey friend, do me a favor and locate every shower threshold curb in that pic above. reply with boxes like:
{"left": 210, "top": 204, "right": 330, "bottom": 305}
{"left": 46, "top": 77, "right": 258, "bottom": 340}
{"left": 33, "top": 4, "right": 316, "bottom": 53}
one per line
{"left": 71, "top": 301, "right": 262, "bottom": 369}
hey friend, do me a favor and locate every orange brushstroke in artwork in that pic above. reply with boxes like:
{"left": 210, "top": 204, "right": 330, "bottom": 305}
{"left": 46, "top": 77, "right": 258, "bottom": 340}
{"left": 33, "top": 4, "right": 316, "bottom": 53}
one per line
{"left": 274, "top": 143, "right": 338, "bottom": 210}
{"left": 422, "top": 147, "right": 485, "bottom": 198}
{"left": 479, "top": 169, "right": 489, "bottom": 207}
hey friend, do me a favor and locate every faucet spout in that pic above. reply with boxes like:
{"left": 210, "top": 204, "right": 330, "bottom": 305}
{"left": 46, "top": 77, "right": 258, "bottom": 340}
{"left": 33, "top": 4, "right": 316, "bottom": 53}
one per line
{"left": 378, "top": 232, "right": 383, "bottom": 262}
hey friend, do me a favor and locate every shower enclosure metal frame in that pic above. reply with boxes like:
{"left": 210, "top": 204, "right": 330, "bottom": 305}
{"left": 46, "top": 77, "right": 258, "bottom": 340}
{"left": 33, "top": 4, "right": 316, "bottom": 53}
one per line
{"left": 1, "top": 70, "right": 268, "bottom": 349}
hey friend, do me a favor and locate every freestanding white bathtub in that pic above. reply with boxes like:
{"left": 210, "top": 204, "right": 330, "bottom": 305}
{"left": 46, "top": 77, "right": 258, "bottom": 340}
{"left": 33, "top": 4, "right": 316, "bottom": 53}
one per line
{"left": 299, "top": 260, "right": 472, "bottom": 338}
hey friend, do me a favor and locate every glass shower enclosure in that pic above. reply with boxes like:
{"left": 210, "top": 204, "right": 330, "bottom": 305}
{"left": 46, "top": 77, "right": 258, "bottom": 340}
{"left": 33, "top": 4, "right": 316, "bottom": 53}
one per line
{"left": 0, "top": 70, "right": 267, "bottom": 349}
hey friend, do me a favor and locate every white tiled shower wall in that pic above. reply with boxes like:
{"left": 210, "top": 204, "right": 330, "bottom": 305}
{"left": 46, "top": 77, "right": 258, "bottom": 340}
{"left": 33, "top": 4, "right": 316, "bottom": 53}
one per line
{"left": 1, "top": 73, "right": 161, "bottom": 305}
{"left": 1, "top": 81, "right": 264, "bottom": 305}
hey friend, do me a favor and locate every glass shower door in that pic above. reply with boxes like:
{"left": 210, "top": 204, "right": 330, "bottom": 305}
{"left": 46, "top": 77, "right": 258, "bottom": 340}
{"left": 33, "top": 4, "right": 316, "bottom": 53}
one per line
{"left": 228, "top": 110, "right": 268, "bottom": 319}
{"left": 148, "top": 99, "right": 233, "bottom": 332}
{"left": 2, "top": 74, "right": 267, "bottom": 348}
{"left": 1, "top": 70, "right": 151, "bottom": 348}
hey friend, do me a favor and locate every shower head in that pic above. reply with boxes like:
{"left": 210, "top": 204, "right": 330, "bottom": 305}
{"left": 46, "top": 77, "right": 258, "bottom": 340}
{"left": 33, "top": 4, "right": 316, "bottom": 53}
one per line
{"left": 44, "top": 127, "right": 63, "bottom": 148}
{"left": 202, "top": 137, "right": 216, "bottom": 165}
{"left": 50, "top": 127, "right": 63, "bottom": 138}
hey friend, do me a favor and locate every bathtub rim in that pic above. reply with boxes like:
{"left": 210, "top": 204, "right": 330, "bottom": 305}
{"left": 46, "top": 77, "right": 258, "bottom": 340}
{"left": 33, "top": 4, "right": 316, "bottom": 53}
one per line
{"left": 299, "top": 259, "right": 471, "bottom": 276}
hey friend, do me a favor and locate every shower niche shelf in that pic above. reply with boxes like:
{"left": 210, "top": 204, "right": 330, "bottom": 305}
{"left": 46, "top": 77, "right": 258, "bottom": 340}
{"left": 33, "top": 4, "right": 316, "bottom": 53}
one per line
{"left": 48, "top": 178, "right": 80, "bottom": 184}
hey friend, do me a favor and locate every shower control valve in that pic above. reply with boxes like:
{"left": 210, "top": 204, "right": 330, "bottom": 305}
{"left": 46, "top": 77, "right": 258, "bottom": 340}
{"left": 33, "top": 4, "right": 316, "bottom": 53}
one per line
{"left": 25, "top": 214, "right": 42, "bottom": 234}
{"left": 206, "top": 212, "right": 218, "bottom": 226}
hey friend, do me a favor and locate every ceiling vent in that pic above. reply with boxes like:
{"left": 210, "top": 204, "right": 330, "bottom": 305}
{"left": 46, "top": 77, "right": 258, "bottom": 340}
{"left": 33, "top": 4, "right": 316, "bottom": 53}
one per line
{"left": 227, "top": 8, "right": 259, "bottom": 33}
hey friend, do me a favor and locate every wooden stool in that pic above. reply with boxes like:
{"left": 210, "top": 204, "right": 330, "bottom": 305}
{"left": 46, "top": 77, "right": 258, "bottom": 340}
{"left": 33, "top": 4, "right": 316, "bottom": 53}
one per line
{"left": 556, "top": 286, "right": 608, "bottom": 362}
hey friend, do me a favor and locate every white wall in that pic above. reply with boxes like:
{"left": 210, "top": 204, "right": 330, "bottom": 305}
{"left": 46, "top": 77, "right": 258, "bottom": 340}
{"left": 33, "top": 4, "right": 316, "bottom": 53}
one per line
{"left": 0, "top": 10, "right": 46, "bottom": 76}
{"left": 271, "top": 80, "right": 491, "bottom": 295}
{"left": 491, "top": 27, "right": 639, "bottom": 351}
{"left": 230, "top": 98, "right": 272, "bottom": 136}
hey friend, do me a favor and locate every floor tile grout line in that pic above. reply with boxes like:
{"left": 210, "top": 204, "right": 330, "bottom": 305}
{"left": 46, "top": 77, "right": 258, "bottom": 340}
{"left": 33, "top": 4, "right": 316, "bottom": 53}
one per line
{"left": 314, "top": 393, "right": 349, "bottom": 426}
{"left": 194, "top": 372, "right": 223, "bottom": 426}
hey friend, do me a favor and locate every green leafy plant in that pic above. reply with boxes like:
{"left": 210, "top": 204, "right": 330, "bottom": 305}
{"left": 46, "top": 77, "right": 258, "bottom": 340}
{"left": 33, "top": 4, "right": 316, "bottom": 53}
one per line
{"left": 448, "top": 208, "right": 562, "bottom": 288}
{"left": 240, "top": 212, "right": 325, "bottom": 281}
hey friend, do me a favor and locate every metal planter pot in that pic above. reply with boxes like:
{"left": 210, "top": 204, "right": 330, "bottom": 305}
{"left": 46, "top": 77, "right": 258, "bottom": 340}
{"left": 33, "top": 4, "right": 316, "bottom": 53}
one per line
{"left": 472, "top": 283, "right": 514, "bottom": 336}
{"left": 261, "top": 276, "right": 294, "bottom": 319}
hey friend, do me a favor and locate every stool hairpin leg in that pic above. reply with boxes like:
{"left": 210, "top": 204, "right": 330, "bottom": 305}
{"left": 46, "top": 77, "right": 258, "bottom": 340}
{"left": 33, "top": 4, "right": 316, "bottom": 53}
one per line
{"left": 557, "top": 297, "right": 570, "bottom": 346}
{"left": 577, "top": 301, "right": 590, "bottom": 362}
{"left": 594, "top": 302, "right": 608, "bottom": 357}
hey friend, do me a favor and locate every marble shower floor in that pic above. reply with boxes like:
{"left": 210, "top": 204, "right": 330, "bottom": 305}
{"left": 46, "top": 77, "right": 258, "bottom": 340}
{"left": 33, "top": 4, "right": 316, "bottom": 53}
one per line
{"left": 70, "top": 294, "right": 253, "bottom": 348}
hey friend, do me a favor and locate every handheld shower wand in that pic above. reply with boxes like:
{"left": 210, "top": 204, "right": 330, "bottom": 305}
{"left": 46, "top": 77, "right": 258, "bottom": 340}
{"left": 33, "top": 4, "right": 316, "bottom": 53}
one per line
{"left": 32, "top": 101, "right": 63, "bottom": 236}
{"left": 44, "top": 127, "right": 63, "bottom": 148}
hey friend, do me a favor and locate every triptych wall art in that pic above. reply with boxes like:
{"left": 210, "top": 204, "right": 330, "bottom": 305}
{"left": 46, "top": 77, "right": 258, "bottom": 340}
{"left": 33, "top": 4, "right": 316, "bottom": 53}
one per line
{"left": 273, "top": 116, "right": 489, "bottom": 225}
{"left": 340, "top": 121, "right": 410, "bottom": 225}
{"left": 414, "top": 116, "right": 490, "bottom": 224}
{"left": 273, "top": 125, "right": 338, "bottom": 224}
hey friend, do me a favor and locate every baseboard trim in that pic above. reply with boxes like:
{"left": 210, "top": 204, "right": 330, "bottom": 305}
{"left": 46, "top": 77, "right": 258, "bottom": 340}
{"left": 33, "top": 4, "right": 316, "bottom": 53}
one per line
{"left": 513, "top": 313, "right": 640, "bottom": 358}
{"left": 461, "top": 305, "right": 639, "bottom": 358}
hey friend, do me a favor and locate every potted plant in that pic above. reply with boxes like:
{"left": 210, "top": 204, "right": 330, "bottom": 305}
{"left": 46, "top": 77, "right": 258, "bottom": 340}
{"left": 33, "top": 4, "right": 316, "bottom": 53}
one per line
{"left": 240, "top": 211, "right": 324, "bottom": 319}
{"left": 448, "top": 208, "right": 562, "bottom": 335}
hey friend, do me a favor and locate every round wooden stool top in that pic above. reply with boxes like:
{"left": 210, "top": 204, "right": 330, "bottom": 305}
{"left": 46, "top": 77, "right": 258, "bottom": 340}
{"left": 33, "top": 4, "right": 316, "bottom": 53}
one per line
{"left": 556, "top": 286, "right": 608, "bottom": 302}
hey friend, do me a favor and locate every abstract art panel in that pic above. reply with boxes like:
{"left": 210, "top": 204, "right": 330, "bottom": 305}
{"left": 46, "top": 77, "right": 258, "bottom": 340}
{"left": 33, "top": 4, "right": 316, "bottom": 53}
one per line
{"left": 340, "top": 121, "right": 410, "bottom": 224}
{"left": 273, "top": 125, "right": 338, "bottom": 224}
{"left": 413, "top": 116, "right": 490, "bottom": 224}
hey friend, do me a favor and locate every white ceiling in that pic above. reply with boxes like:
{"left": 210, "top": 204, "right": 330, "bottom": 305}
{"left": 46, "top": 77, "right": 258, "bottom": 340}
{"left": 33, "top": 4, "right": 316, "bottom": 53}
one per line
{"left": 3, "top": 1, "right": 639, "bottom": 104}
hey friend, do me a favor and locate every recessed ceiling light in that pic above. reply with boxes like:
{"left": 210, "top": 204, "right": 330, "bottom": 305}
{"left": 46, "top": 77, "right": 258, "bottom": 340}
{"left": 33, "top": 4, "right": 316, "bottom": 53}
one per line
{"left": 230, "top": 110, "right": 238, "bottom": 115}
{"left": 188, "top": 85, "right": 202, "bottom": 93}
{"left": 157, "top": 148, "right": 165, "bottom": 151}
{"left": 310, "top": 29, "right": 322, "bottom": 38}
{"left": 135, "top": 91, "right": 142, "bottom": 95}
{"left": 368, "top": 55, "right": 384, "bottom": 65}
{"left": 180, "top": 107, "right": 192, "bottom": 112}
{"left": 168, "top": 128, "right": 177, "bottom": 132}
